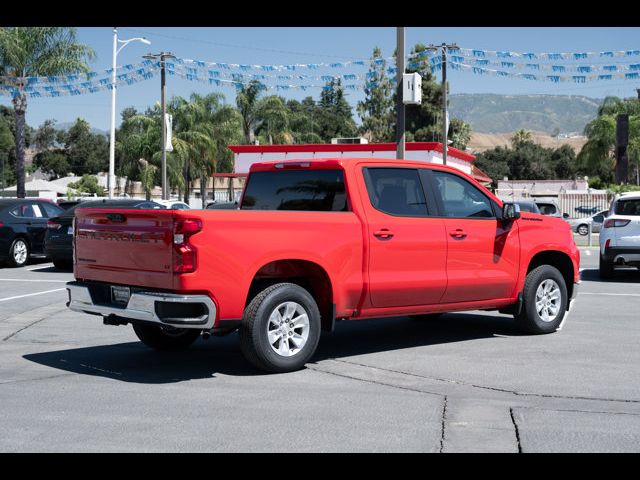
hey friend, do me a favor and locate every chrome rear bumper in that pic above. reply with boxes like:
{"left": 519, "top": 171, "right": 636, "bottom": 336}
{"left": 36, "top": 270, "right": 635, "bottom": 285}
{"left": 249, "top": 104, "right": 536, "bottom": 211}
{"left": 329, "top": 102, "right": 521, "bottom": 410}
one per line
{"left": 66, "top": 282, "right": 216, "bottom": 329}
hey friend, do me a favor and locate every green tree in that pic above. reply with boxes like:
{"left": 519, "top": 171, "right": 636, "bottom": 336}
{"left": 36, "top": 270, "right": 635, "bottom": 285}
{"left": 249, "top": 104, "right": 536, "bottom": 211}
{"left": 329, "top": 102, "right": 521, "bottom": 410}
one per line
{"left": 0, "top": 27, "right": 95, "bottom": 197}
{"left": 61, "top": 118, "right": 109, "bottom": 175}
{"left": 357, "top": 47, "right": 394, "bottom": 142}
{"left": 68, "top": 174, "right": 105, "bottom": 196}
{"left": 578, "top": 96, "right": 640, "bottom": 184}
{"left": 0, "top": 115, "right": 15, "bottom": 188}
{"left": 286, "top": 98, "right": 323, "bottom": 144}
{"left": 316, "top": 78, "right": 358, "bottom": 141}
{"left": 511, "top": 129, "right": 533, "bottom": 147}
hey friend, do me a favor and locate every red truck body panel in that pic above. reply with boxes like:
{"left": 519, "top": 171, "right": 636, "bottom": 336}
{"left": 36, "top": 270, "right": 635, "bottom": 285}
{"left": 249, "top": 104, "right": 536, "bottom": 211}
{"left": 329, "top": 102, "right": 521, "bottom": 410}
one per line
{"left": 73, "top": 157, "right": 580, "bottom": 328}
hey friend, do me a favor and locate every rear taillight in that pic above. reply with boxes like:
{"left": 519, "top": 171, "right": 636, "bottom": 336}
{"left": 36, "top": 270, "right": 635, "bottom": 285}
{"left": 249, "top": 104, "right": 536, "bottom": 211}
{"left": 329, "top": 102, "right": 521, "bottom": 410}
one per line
{"left": 173, "top": 218, "right": 202, "bottom": 273}
{"left": 47, "top": 220, "right": 61, "bottom": 230}
{"left": 605, "top": 239, "right": 611, "bottom": 250}
{"left": 604, "top": 219, "right": 631, "bottom": 228}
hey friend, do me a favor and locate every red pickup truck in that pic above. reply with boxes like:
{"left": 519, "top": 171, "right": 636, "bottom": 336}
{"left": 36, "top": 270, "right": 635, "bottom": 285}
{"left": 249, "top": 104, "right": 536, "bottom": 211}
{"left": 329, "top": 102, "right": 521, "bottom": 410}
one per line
{"left": 66, "top": 158, "right": 580, "bottom": 373}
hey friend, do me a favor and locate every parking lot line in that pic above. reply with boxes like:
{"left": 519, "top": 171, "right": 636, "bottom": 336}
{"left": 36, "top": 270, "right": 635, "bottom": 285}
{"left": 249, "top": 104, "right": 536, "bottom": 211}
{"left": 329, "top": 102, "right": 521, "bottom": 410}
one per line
{"left": 0, "top": 288, "right": 65, "bottom": 303}
{"left": 580, "top": 292, "right": 640, "bottom": 297}
{"left": 0, "top": 279, "right": 68, "bottom": 283}
{"left": 26, "top": 264, "right": 54, "bottom": 271}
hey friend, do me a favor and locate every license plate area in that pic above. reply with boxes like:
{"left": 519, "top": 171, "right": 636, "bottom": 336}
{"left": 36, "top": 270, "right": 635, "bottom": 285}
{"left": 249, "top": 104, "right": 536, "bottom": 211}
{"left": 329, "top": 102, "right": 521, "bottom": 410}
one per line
{"left": 111, "top": 286, "right": 131, "bottom": 306}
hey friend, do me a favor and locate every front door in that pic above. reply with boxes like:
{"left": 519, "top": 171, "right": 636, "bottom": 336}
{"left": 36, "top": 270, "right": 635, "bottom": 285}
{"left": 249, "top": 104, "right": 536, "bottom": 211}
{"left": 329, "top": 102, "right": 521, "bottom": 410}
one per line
{"left": 428, "top": 170, "right": 520, "bottom": 304}
{"left": 359, "top": 166, "right": 448, "bottom": 308}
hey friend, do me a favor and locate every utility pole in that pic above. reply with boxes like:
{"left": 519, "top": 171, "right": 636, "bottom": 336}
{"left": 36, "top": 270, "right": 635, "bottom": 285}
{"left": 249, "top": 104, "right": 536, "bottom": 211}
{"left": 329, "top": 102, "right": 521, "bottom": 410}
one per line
{"left": 143, "top": 51, "right": 175, "bottom": 200}
{"left": 428, "top": 43, "right": 458, "bottom": 165}
{"left": 396, "top": 27, "right": 405, "bottom": 160}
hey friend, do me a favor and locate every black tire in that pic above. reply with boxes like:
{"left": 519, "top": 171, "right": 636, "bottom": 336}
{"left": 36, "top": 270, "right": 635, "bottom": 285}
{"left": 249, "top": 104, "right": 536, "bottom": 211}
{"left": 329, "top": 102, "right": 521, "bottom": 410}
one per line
{"left": 577, "top": 224, "right": 589, "bottom": 236}
{"left": 409, "top": 313, "right": 444, "bottom": 321}
{"left": 515, "top": 265, "right": 567, "bottom": 334}
{"left": 599, "top": 255, "right": 614, "bottom": 279}
{"left": 132, "top": 323, "right": 201, "bottom": 351}
{"left": 240, "top": 282, "right": 321, "bottom": 373}
{"left": 8, "top": 238, "right": 29, "bottom": 268}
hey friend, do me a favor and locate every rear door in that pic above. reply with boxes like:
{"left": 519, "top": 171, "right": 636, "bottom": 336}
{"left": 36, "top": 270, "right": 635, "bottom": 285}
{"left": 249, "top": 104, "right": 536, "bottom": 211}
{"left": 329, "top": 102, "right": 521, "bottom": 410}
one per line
{"left": 426, "top": 169, "right": 520, "bottom": 303}
{"left": 74, "top": 209, "right": 176, "bottom": 289}
{"left": 10, "top": 202, "right": 48, "bottom": 254}
{"left": 358, "top": 165, "right": 447, "bottom": 308}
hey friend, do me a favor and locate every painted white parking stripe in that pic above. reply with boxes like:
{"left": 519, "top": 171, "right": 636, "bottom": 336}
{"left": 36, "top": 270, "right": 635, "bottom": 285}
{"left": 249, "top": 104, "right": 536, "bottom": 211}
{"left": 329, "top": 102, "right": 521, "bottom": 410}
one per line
{"left": 0, "top": 279, "right": 68, "bottom": 283}
{"left": 26, "top": 264, "right": 53, "bottom": 271}
{"left": 0, "top": 288, "right": 65, "bottom": 303}
{"left": 580, "top": 292, "right": 640, "bottom": 297}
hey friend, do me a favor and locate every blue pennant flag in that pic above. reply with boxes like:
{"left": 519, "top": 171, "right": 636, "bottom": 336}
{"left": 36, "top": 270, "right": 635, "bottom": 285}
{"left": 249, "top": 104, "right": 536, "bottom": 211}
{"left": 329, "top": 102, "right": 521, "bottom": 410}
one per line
{"left": 353, "top": 60, "right": 366, "bottom": 66}
{"left": 626, "top": 50, "right": 640, "bottom": 56}
{"left": 186, "top": 67, "right": 197, "bottom": 75}
{"left": 600, "top": 51, "right": 614, "bottom": 57}
{"left": 195, "top": 60, "right": 205, "bottom": 68}
{"left": 501, "top": 61, "right": 515, "bottom": 69}
{"left": 577, "top": 66, "right": 592, "bottom": 73}
{"left": 497, "top": 71, "right": 510, "bottom": 77}
{"left": 522, "top": 53, "right": 537, "bottom": 59}
{"left": 209, "top": 79, "right": 221, "bottom": 86}
{"left": 472, "top": 50, "right": 486, "bottom": 58}
{"left": 572, "top": 76, "right": 586, "bottom": 83}
{"left": 552, "top": 65, "right": 566, "bottom": 72}
{"left": 629, "top": 64, "right": 640, "bottom": 71}
{"left": 330, "top": 63, "right": 344, "bottom": 68}
{"left": 546, "top": 53, "right": 563, "bottom": 60}
{"left": 573, "top": 53, "right": 588, "bottom": 60}
{"left": 451, "top": 56, "right": 464, "bottom": 63}
{"left": 475, "top": 59, "right": 489, "bottom": 65}
{"left": 598, "top": 74, "right": 613, "bottom": 81}
{"left": 547, "top": 75, "right": 561, "bottom": 83}
{"left": 603, "top": 65, "right": 617, "bottom": 72}
{"left": 625, "top": 72, "right": 639, "bottom": 79}
{"left": 208, "top": 70, "right": 220, "bottom": 77}
{"left": 497, "top": 51, "right": 513, "bottom": 58}
{"left": 526, "top": 63, "right": 540, "bottom": 70}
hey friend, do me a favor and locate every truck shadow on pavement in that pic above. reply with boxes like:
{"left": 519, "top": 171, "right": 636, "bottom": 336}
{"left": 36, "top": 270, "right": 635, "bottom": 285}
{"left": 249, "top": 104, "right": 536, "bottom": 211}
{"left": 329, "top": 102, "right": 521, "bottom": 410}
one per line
{"left": 23, "top": 313, "right": 520, "bottom": 384}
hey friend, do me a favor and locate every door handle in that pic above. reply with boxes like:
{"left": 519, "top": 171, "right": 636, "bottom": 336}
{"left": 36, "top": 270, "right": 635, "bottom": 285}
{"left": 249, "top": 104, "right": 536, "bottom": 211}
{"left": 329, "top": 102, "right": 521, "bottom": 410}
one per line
{"left": 374, "top": 229, "right": 394, "bottom": 239}
{"left": 449, "top": 229, "right": 467, "bottom": 239}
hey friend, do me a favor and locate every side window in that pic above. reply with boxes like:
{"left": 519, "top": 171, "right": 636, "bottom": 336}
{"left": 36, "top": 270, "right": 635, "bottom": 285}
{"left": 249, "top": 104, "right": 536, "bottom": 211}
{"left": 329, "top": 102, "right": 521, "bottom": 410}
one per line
{"left": 10, "top": 203, "right": 37, "bottom": 218}
{"left": 593, "top": 214, "right": 604, "bottom": 223}
{"left": 432, "top": 171, "right": 494, "bottom": 218}
{"left": 363, "top": 168, "right": 428, "bottom": 217}
{"left": 40, "top": 202, "right": 63, "bottom": 218}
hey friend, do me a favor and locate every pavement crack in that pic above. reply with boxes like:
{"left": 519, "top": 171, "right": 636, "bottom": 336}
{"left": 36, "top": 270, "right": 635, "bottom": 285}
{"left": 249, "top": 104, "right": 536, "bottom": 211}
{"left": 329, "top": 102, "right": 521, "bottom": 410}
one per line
{"left": 509, "top": 408, "right": 522, "bottom": 453}
{"left": 307, "top": 364, "right": 441, "bottom": 397}
{"left": 329, "top": 359, "right": 640, "bottom": 405}
{"left": 2, "top": 306, "right": 67, "bottom": 342}
{"left": 439, "top": 396, "right": 448, "bottom": 453}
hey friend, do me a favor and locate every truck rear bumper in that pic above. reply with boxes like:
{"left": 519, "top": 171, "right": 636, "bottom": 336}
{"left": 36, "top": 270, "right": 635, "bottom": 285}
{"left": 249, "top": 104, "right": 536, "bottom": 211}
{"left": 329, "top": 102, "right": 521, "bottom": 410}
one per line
{"left": 66, "top": 281, "right": 216, "bottom": 330}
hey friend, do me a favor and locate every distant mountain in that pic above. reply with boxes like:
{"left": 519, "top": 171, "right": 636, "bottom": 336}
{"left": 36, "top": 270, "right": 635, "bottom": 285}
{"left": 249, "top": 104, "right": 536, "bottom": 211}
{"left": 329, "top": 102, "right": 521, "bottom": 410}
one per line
{"left": 56, "top": 122, "right": 109, "bottom": 137}
{"left": 449, "top": 94, "right": 602, "bottom": 135}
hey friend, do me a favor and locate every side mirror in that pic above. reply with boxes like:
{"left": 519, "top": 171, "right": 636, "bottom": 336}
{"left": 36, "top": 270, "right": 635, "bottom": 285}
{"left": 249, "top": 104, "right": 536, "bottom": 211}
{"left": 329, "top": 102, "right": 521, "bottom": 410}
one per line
{"left": 563, "top": 213, "right": 569, "bottom": 219}
{"left": 502, "top": 202, "right": 521, "bottom": 221}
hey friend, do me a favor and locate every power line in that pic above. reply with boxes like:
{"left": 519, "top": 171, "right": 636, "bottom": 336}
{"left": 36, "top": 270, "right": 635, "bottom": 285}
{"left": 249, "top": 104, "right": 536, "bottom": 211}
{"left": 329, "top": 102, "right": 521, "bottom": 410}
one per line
{"left": 118, "top": 28, "right": 365, "bottom": 61}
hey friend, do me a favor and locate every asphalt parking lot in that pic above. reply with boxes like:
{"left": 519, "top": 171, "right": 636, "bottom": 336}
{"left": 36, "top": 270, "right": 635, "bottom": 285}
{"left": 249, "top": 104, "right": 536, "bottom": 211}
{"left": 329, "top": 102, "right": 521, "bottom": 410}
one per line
{"left": 1, "top": 245, "right": 639, "bottom": 453}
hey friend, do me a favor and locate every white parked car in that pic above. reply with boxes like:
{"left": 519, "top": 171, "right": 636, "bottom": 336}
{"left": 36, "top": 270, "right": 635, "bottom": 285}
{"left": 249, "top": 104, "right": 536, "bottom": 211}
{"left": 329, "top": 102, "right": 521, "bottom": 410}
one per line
{"left": 154, "top": 199, "right": 191, "bottom": 210}
{"left": 599, "top": 192, "right": 640, "bottom": 278}
{"left": 568, "top": 210, "right": 608, "bottom": 235}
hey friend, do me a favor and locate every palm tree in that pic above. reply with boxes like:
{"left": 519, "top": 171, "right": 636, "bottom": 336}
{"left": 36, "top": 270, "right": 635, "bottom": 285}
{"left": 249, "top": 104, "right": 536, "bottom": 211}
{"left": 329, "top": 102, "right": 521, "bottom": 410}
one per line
{"left": 511, "top": 129, "right": 533, "bottom": 147}
{"left": 236, "top": 81, "right": 291, "bottom": 145}
{"left": 0, "top": 27, "right": 95, "bottom": 197}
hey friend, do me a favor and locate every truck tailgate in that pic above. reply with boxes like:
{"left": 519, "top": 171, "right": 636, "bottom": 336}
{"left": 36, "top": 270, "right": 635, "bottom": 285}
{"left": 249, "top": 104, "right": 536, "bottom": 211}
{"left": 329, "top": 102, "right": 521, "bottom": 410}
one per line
{"left": 74, "top": 208, "right": 175, "bottom": 290}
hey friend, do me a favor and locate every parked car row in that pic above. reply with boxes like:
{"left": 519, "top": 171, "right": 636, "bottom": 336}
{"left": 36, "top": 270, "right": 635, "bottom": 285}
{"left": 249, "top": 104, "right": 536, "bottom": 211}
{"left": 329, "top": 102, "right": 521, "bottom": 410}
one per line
{"left": 599, "top": 192, "right": 640, "bottom": 278}
{"left": 1, "top": 197, "right": 193, "bottom": 269}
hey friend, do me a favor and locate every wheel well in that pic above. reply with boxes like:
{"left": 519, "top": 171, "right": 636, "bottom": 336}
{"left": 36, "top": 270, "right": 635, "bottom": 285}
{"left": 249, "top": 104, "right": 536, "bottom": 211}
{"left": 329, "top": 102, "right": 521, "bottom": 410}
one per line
{"left": 527, "top": 251, "right": 574, "bottom": 298}
{"left": 246, "top": 260, "right": 334, "bottom": 332}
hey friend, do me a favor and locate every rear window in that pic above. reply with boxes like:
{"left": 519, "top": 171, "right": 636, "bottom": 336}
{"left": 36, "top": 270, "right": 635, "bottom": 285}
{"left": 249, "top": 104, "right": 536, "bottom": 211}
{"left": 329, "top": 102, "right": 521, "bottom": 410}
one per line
{"left": 615, "top": 199, "right": 640, "bottom": 215}
{"left": 241, "top": 169, "right": 347, "bottom": 212}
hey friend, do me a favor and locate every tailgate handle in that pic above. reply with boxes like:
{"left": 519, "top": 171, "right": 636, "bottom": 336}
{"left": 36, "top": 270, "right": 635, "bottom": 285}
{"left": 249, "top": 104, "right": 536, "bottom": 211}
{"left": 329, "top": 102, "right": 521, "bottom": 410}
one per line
{"left": 106, "top": 213, "right": 126, "bottom": 223}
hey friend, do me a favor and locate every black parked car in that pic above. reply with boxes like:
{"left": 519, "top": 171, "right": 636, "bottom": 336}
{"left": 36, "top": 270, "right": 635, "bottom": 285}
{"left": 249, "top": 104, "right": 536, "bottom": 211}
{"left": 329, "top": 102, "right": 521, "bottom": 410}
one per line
{"left": 0, "top": 198, "right": 65, "bottom": 267}
{"left": 45, "top": 199, "right": 166, "bottom": 270}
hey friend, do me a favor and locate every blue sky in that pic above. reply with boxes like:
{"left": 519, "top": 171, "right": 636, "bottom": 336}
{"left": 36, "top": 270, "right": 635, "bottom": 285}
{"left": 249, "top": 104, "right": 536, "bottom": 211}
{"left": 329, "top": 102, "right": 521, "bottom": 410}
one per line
{"left": 2, "top": 26, "right": 639, "bottom": 132}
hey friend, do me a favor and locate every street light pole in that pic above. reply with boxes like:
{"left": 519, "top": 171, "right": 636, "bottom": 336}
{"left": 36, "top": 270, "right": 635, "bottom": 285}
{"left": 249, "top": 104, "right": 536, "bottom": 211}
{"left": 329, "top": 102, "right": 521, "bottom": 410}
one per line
{"left": 396, "top": 27, "right": 406, "bottom": 160}
{"left": 428, "top": 43, "right": 458, "bottom": 166}
{"left": 108, "top": 28, "right": 150, "bottom": 199}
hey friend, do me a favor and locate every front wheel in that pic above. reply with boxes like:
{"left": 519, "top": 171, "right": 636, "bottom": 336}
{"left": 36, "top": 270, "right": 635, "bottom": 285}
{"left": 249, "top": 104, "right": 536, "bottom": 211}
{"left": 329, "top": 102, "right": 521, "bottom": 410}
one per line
{"left": 240, "top": 283, "right": 321, "bottom": 373}
{"left": 515, "top": 265, "right": 567, "bottom": 334}
{"left": 132, "top": 323, "right": 201, "bottom": 351}
{"left": 8, "top": 238, "right": 29, "bottom": 267}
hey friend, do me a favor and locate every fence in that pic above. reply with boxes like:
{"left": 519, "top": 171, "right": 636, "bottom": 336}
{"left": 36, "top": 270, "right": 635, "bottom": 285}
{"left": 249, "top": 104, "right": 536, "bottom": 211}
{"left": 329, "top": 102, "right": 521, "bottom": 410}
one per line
{"left": 557, "top": 192, "right": 612, "bottom": 218}
{"left": 496, "top": 190, "right": 613, "bottom": 218}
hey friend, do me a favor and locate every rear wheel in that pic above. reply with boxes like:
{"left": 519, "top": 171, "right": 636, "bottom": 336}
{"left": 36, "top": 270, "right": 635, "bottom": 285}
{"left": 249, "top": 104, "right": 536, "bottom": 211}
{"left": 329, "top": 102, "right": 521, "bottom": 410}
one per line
{"left": 132, "top": 323, "right": 201, "bottom": 351}
{"left": 515, "top": 265, "right": 567, "bottom": 334}
{"left": 8, "top": 238, "right": 29, "bottom": 267}
{"left": 240, "top": 283, "right": 321, "bottom": 373}
{"left": 599, "top": 255, "right": 614, "bottom": 279}
{"left": 577, "top": 224, "right": 589, "bottom": 236}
